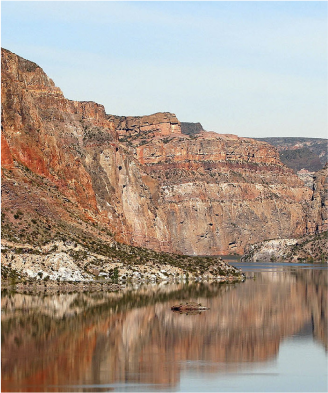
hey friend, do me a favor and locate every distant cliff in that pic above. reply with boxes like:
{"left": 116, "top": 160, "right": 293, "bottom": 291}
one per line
{"left": 254, "top": 137, "right": 327, "bottom": 172}
{"left": 180, "top": 122, "right": 204, "bottom": 136}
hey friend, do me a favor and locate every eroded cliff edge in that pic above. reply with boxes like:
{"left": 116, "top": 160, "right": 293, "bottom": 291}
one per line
{"left": 1, "top": 48, "right": 322, "bottom": 264}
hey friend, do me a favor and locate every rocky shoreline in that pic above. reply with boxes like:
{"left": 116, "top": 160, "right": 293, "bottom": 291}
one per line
{"left": 1, "top": 239, "right": 245, "bottom": 294}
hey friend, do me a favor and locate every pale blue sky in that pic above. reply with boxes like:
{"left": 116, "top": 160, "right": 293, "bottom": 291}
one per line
{"left": 1, "top": 1, "right": 327, "bottom": 138}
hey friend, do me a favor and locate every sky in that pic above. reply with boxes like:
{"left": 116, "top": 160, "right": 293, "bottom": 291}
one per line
{"left": 1, "top": 1, "right": 327, "bottom": 139}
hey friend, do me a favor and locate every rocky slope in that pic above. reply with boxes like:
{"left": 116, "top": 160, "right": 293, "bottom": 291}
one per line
{"left": 1, "top": 48, "right": 321, "bottom": 267}
{"left": 1, "top": 237, "right": 244, "bottom": 286}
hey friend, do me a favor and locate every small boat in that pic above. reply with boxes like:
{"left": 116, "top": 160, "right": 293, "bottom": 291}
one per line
{"left": 171, "top": 302, "right": 209, "bottom": 312}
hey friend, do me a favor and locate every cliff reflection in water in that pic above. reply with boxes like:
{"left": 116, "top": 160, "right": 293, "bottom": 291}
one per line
{"left": 1, "top": 268, "right": 327, "bottom": 392}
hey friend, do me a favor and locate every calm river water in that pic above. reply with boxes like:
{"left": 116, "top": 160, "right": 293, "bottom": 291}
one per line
{"left": 1, "top": 262, "right": 327, "bottom": 392}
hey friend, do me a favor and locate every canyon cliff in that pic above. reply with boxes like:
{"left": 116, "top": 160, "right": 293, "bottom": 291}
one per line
{"left": 1, "top": 48, "right": 321, "bottom": 259}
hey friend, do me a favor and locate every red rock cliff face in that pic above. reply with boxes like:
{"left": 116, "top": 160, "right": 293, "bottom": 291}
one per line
{"left": 1, "top": 48, "right": 314, "bottom": 254}
{"left": 1, "top": 48, "right": 109, "bottom": 213}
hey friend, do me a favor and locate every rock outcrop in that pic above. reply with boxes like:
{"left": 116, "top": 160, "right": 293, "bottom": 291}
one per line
{"left": 1, "top": 48, "right": 319, "bottom": 260}
{"left": 108, "top": 112, "right": 181, "bottom": 138}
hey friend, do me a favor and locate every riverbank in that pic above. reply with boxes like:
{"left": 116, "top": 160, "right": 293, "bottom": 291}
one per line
{"left": 1, "top": 239, "right": 245, "bottom": 293}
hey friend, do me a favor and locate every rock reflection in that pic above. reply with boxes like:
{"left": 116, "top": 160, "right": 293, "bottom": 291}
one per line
{"left": 1, "top": 269, "right": 327, "bottom": 392}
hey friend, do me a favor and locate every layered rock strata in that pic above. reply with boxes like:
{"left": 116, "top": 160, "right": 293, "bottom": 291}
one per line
{"left": 123, "top": 130, "right": 312, "bottom": 254}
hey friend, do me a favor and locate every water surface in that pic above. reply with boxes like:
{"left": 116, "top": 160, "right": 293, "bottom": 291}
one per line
{"left": 2, "top": 263, "right": 327, "bottom": 392}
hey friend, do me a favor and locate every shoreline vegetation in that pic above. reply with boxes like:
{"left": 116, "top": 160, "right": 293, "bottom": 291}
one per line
{"left": 1, "top": 238, "right": 246, "bottom": 294}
